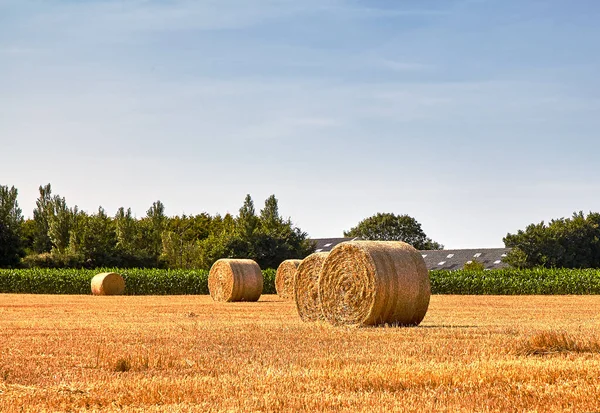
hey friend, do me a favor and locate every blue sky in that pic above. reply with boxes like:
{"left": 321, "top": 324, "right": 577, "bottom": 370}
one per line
{"left": 1, "top": 0, "right": 599, "bottom": 248}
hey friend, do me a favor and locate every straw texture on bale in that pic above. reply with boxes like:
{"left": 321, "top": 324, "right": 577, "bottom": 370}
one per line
{"left": 91, "top": 272, "right": 125, "bottom": 296}
{"left": 275, "top": 259, "right": 302, "bottom": 300}
{"left": 208, "top": 259, "right": 263, "bottom": 302}
{"left": 318, "top": 241, "right": 430, "bottom": 326}
{"left": 295, "top": 252, "right": 329, "bottom": 322}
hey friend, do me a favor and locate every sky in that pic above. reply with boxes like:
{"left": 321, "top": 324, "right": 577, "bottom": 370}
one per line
{"left": 1, "top": 0, "right": 600, "bottom": 248}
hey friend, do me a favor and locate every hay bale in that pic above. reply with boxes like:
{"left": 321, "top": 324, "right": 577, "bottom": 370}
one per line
{"left": 275, "top": 259, "right": 302, "bottom": 300}
{"left": 318, "top": 241, "right": 430, "bottom": 326}
{"left": 295, "top": 252, "right": 329, "bottom": 322}
{"left": 91, "top": 272, "right": 125, "bottom": 296}
{"left": 208, "top": 259, "right": 263, "bottom": 302}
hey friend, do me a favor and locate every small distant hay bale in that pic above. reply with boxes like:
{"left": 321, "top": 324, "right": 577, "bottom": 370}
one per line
{"left": 275, "top": 259, "right": 302, "bottom": 300}
{"left": 208, "top": 259, "right": 263, "bottom": 302}
{"left": 318, "top": 241, "right": 430, "bottom": 327}
{"left": 91, "top": 272, "right": 125, "bottom": 296}
{"left": 295, "top": 252, "right": 329, "bottom": 322}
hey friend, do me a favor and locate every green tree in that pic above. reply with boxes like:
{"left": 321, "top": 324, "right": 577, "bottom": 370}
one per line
{"left": 113, "top": 206, "right": 158, "bottom": 268}
{"left": 195, "top": 195, "right": 314, "bottom": 270}
{"left": 66, "top": 206, "right": 87, "bottom": 256}
{"left": 47, "top": 195, "right": 73, "bottom": 254}
{"left": 260, "top": 194, "right": 282, "bottom": 233}
{"left": 344, "top": 212, "right": 443, "bottom": 250}
{"left": 160, "top": 214, "right": 212, "bottom": 269}
{"left": 114, "top": 207, "right": 136, "bottom": 254}
{"left": 253, "top": 194, "right": 314, "bottom": 268}
{"left": 69, "top": 207, "right": 117, "bottom": 266}
{"left": 236, "top": 194, "right": 258, "bottom": 239}
{"left": 20, "top": 218, "right": 37, "bottom": 254}
{"left": 32, "top": 183, "right": 53, "bottom": 253}
{"left": 196, "top": 213, "right": 237, "bottom": 269}
{"left": 0, "top": 184, "right": 25, "bottom": 267}
{"left": 144, "top": 200, "right": 166, "bottom": 258}
{"left": 504, "top": 211, "right": 600, "bottom": 268}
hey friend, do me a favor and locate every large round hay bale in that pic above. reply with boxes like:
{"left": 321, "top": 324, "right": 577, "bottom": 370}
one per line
{"left": 208, "top": 259, "right": 263, "bottom": 302}
{"left": 318, "top": 241, "right": 430, "bottom": 326}
{"left": 91, "top": 272, "right": 125, "bottom": 296}
{"left": 295, "top": 252, "right": 329, "bottom": 322}
{"left": 275, "top": 259, "right": 302, "bottom": 300}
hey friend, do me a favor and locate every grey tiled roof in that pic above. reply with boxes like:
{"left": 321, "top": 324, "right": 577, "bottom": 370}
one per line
{"left": 310, "top": 238, "right": 511, "bottom": 270}
{"left": 312, "top": 237, "right": 360, "bottom": 253}
{"left": 419, "top": 248, "right": 511, "bottom": 270}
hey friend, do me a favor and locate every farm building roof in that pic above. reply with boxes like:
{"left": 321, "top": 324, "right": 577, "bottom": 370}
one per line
{"left": 310, "top": 238, "right": 511, "bottom": 270}
{"left": 312, "top": 237, "right": 360, "bottom": 252}
{"left": 419, "top": 248, "right": 511, "bottom": 270}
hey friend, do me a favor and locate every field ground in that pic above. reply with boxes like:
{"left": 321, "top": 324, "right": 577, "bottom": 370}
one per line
{"left": 1, "top": 295, "right": 600, "bottom": 412}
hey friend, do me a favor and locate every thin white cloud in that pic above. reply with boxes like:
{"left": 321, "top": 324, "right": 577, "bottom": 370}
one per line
{"left": 379, "top": 59, "right": 435, "bottom": 72}
{"left": 8, "top": 0, "right": 339, "bottom": 34}
{"left": 0, "top": 46, "right": 44, "bottom": 55}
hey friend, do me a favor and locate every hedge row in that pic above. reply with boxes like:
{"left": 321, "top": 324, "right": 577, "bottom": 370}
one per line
{"left": 0, "top": 268, "right": 276, "bottom": 295}
{"left": 1, "top": 268, "right": 599, "bottom": 295}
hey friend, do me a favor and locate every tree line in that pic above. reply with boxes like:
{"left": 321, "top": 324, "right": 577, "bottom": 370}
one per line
{"left": 2, "top": 182, "right": 600, "bottom": 269}
{"left": 0, "top": 183, "right": 314, "bottom": 269}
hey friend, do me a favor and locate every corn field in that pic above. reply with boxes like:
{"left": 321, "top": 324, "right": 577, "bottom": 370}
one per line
{"left": 430, "top": 268, "right": 600, "bottom": 294}
{"left": 0, "top": 268, "right": 276, "bottom": 295}
{"left": 0, "top": 268, "right": 598, "bottom": 295}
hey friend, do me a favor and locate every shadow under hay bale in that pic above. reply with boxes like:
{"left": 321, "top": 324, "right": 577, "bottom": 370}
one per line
{"left": 208, "top": 259, "right": 263, "bottom": 302}
{"left": 275, "top": 259, "right": 302, "bottom": 301}
{"left": 295, "top": 252, "right": 329, "bottom": 322}
{"left": 318, "top": 241, "right": 430, "bottom": 327}
{"left": 91, "top": 272, "right": 125, "bottom": 296}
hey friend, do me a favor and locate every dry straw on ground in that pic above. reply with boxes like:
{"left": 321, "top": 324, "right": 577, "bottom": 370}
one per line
{"left": 208, "top": 259, "right": 263, "bottom": 302}
{"left": 295, "top": 252, "right": 329, "bottom": 322}
{"left": 90, "top": 272, "right": 125, "bottom": 296}
{"left": 275, "top": 259, "right": 302, "bottom": 300}
{"left": 319, "top": 241, "right": 430, "bottom": 327}
{"left": 514, "top": 330, "right": 600, "bottom": 356}
{"left": 3, "top": 295, "right": 600, "bottom": 412}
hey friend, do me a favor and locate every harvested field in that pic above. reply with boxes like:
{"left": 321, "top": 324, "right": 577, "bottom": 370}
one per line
{"left": 1, "top": 294, "right": 600, "bottom": 412}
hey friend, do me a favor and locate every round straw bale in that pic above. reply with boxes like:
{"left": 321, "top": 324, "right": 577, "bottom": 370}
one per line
{"left": 91, "top": 272, "right": 125, "bottom": 296}
{"left": 295, "top": 252, "right": 329, "bottom": 322}
{"left": 275, "top": 259, "right": 302, "bottom": 300}
{"left": 208, "top": 259, "right": 263, "bottom": 302}
{"left": 318, "top": 241, "right": 430, "bottom": 327}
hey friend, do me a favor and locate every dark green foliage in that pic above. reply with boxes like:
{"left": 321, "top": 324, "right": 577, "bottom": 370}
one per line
{"left": 32, "top": 183, "right": 53, "bottom": 253}
{"left": 344, "top": 212, "right": 443, "bottom": 250}
{"left": 119, "top": 269, "right": 209, "bottom": 295}
{"left": 69, "top": 207, "right": 119, "bottom": 267}
{"left": 430, "top": 268, "right": 600, "bottom": 295}
{"left": 0, "top": 268, "right": 278, "bottom": 295}
{"left": 2, "top": 268, "right": 599, "bottom": 295}
{"left": 504, "top": 211, "right": 600, "bottom": 268}
{"left": 145, "top": 200, "right": 167, "bottom": 258}
{"left": 10, "top": 183, "right": 311, "bottom": 270}
{"left": 463, "top": 260, "right": 485, "bottom": 271}
{"left": 0, "top": 222, "right": 25, "bottom": 268}
{"left": 20, "top": 219, "right": 36, "bottom": 255}
{"left": 194, "top": 195, "right": 314, "bottom": 270}
{"left": 47, "top": 195, "right": 72, "bottom": 254}
{"left": 0, "top": 185, "right": 25, "bottom": 268}
{"left": 262, "top": 268, "right": 276, "bottom": 295}
{"left": 21, "top": 252, "right": 86, "bottom": 269}
{"left": 0, "top": 268, "right": 92, "bottom": 294}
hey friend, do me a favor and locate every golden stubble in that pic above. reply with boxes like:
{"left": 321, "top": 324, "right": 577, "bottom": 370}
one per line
{"left": 1, "top": 294, "right": 599, "bottom": 412}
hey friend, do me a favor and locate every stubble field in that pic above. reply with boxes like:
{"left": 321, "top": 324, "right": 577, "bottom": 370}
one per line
{"left": 1, "top": 294, "right": 599, "bottom": 412}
